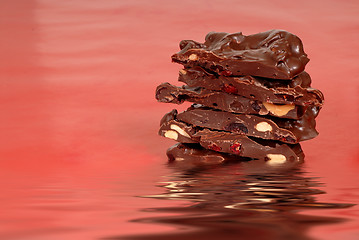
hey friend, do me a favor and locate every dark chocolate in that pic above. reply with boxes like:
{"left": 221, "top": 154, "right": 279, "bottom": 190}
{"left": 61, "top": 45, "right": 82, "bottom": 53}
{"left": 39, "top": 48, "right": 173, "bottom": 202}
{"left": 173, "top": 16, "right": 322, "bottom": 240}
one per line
{"left": 167, "top": 143, "right": 244, "bottom": 165}
{"left": 269, "top": 104, "right": 319, "bottom": 142}
{"left": 159, "top": 115, "right": 304, "bottom": 161}
{"left": 172, "top": 30, "right": 309, "bottom": 79}
{"left": 158, "top": 116, "right": 198, "bottom": 144}
{"left": 156, "top": 82, "right": 309, "bottom": 119}
{"left": 167, "top": 143, "right": 304, "bottom": 169}
{"left": 194, "top": 129, "right": 303, "bottom": 161}
{"left": 176, "top": 105, "right": 318, "bottom": 143}
{"left": 179, "top": 67, "right": 324, "bottom": 107}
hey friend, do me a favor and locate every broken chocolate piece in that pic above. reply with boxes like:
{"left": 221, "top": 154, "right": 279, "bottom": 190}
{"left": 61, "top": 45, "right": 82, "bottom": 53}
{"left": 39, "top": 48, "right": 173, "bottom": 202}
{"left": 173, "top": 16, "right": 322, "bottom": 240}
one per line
{"left": 159, "top": 116, "right": 304, "bottom": 161}
{"left": 159, "top": 117, "right": 198, "bottom": 144}
{"left": 179, "top": 67, "right": 324, "bottom": 107}
{"left": 156, "top": 82, "right": 310, "bottom": 119}
{"left": 172, "top": 30, "right": 309, "bottom": 79}
{"left": 176, "top": 105, "right": 319, "bottom": 143}
{"left": 167, "top": 143, "right": 305, "bottom": 170}
{"left": 270, "top": 105, "right": 319, "bottom": 142}
{"left": 166, "top": 143, "right": 246, "bottom": 165}
{"left": 195, "top": 129, "right": 303, "bottom": 162}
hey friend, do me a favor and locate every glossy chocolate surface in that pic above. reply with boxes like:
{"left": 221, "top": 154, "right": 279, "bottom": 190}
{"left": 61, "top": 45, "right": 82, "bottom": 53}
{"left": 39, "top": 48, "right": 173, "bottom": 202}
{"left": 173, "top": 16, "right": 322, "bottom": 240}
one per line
{"left": 156, "top": 82, "right": 308, "bottom": 119}
{"left": 172, "top": 30, "right": 309, "bottom": 79}
{"left": 177, "top": 105, "right": 318, "bottom": 143}
{"left": 167, "top": 143, "right": 305, "bottom": 168}
{"left": 179, "top": 67, "right": 324, "bottom": 107}
{"left": 3, "top": 2, "right": 359, "bottom": 240}
{"left": 166, "top": 143, "right": 245, "bottom": 165}
{"left": 159, "top": 111, "right": 304, "bottom": 161}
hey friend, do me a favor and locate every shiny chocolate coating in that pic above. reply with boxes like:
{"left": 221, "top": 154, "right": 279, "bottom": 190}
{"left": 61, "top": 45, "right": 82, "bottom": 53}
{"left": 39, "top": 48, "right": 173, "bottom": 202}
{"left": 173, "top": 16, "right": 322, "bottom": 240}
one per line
{"left": 166, "top": 143, "right": 244, "bottom": 165}
{"left": 179, "top": 67, "right": 324, "bottom": 107}
{"left": 177, "top": 105, "right": 318, "bottom": 143}
{"left": 172, "top": 30, "right": 309, "bottom": 79}
{"left": 156, "top": 82, "right": 309, "bottom": 119}
{"left": 159, "top": 111, "right": 304, "bottom": 161}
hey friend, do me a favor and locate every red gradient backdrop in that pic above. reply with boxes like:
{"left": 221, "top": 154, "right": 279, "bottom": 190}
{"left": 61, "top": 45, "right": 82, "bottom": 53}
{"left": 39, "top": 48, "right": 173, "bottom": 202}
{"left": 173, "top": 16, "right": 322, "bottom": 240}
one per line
{"left": 0, "top": 0, "right": 358, "bottom": 239}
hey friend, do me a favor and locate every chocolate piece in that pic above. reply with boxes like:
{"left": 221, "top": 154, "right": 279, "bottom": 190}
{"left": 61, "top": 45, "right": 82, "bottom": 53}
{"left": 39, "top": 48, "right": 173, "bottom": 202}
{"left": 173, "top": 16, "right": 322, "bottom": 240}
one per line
{"left": 156, "top": 82, "right": 309, "bottom": 119}
{"left": 158, "top": 114, "right": 198, "bottom": 144}
{"left": 195, "top": 129, "right": 303, "bottom": 161}
{"left": 166, "top": 143, "right": 244, "bottom": 165}
{"left": 176, "top": 105, "right": 318, "bottom": 143}
{"left": 167, "top": 143, "right": 304, "bottom": 170}
{"left": 172, "top": 30, "right": 309, "bottom": 79}
{"left": 160, "top": 109, "right": 177, "bottom": 126}
{"left": 270, "top": 104, "right": 319, "bottom": 142}
{"left": 159, "top": 115, "right": 304, "bottom": 161}
{"left": 179, "top": 67, "right": 324, "bottom": 107}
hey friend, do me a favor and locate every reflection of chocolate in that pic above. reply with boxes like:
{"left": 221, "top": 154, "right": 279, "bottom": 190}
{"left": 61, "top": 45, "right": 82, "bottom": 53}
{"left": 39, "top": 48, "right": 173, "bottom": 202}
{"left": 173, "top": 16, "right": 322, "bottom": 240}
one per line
{"left": 163, "top": 147, "right": 353, "bottom": 211}
{"left": 156, "top": 82, "right": 309, "bottom": 119}
{"left": 124, "top": 159, "right": 354, "bottom": 240}
{"left": 179, "top": 67, "right": 324, "bottom": 107}
{"left": 161, "top": 158, "right": 352, "bottom": 211}
{"left": 172, "top": 30, "right": 309, "bottom": 79}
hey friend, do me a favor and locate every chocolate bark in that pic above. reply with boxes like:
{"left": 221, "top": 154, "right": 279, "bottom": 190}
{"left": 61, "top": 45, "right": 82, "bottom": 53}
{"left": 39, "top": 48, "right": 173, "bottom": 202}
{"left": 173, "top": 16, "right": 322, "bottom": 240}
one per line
{"left": 159, "top": 115, "right": 304, "bottom": 161}
{"left": 178, "top": 67, "right": 324, "bottom": 107}
{"left": 156, "top": 82, "right": 309, "bottom": 119}
{"left": 167, "top": 143, "right": 244, "bottom": 165}
{"left": 172, "top": 30, "right": 309, "bottom": 79}
{"left": 159, "top": 111, "right": 198, "bottom": 144}
{"left": 176, "top": 105, "right": 318, "bottom": 143}
{"left": 167, "top": 143, "right": 304, "bottom": 168}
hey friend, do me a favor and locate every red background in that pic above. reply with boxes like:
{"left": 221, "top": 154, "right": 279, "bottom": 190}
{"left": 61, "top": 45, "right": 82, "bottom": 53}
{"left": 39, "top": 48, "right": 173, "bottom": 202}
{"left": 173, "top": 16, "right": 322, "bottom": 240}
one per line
{"left": 0, "top": 0, "right": 358, "bottom": 239}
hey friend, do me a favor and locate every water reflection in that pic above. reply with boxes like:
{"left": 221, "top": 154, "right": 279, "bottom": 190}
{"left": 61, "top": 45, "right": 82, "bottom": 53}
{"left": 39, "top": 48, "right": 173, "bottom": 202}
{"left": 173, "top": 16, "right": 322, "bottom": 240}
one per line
{"left": 119, "top": 144, "right": 354, "bottom": 240}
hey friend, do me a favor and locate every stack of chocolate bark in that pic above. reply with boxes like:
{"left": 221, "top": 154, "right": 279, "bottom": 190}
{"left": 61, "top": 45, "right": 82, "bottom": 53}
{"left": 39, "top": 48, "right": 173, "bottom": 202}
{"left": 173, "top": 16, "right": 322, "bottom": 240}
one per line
{"left": 155, "top": 30, "right": 324, "bottom": 165}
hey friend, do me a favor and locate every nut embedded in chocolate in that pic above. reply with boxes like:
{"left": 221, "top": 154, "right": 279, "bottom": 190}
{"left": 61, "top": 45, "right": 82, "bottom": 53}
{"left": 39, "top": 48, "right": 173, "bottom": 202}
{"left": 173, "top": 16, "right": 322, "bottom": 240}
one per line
{"left": 175, "top": 106, "right": 318, "bottom": 143}
{"left": 155, "top": 82, "right": 308, "bottom": 119}
{"left": 172, "top": 30, "right": 309, "bottom": 79}
{"left": 156, "top": 29, "right": 324, "bottom": 165}
{"left": 159, "top": 115, "right": 304, "bottom": 161}
{"left": 178, "top": 66, "right": 323, "bottom": 107}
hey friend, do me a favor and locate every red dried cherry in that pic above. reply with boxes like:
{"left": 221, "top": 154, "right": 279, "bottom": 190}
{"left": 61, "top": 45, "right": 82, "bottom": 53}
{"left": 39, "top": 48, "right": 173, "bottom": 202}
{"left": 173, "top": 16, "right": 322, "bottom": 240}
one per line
{"left": 230, "top": 143, "right": 242, "bottom": 154}
{"left": 220, "top": 70, "right": 233, "bottom": 76}
{"left": 222, "top": 84, "right": 238, "bottom": 94}
{"left": 279, "top": 136, "right": 296, "bottom": 143}
{"left": 208, "top": 143, "right": 222, "bottom": 152}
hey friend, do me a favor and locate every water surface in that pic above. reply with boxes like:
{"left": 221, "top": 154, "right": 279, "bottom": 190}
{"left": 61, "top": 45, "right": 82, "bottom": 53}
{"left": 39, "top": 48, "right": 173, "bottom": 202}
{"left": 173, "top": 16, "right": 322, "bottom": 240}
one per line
{"left": 1, "top": 0, "right": 359, "bottom": 239}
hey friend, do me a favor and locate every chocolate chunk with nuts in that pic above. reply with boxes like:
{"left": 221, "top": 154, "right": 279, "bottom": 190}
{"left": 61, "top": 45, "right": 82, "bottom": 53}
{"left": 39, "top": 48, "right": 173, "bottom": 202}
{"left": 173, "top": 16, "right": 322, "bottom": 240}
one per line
{"left": 178, "top": 67, "right": 324, "bottom": 107}
{"left": 159, "top": 111, "right": 304, "bottom": 161}
{"left": 176, "top": 105, "right": 318, "bottom": 143}
{"left": 156, "top": 82, "right": 309, "bottom": 119}
{"left": 172, "top": 30, "right": 309, "bottom": 79}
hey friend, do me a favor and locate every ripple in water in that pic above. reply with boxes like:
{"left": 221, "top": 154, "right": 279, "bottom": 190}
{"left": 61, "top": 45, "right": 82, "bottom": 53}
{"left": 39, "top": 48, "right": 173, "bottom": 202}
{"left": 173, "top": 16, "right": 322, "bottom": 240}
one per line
{"left": 114, "top": 145, "right": 354, "bottom": 240}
